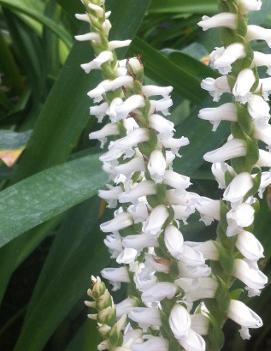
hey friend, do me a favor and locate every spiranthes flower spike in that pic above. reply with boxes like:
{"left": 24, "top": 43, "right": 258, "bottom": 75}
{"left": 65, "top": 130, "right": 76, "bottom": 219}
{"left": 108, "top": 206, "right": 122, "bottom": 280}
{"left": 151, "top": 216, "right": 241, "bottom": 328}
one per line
{"left": 198, "top": 0, "right": 268, "bottom": 348}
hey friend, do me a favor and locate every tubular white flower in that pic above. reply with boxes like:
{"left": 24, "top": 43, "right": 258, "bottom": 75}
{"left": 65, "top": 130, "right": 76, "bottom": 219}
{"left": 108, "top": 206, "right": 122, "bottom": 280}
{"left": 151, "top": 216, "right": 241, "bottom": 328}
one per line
{"left": 198, "top": 13, "right": 237, "bottom": 31}
{"left": 259, "top": 171, "right": 271, "bottom": 198}
{"left": 128, "top": 307, "right": 161, "bottom": 329}
{"left": 257, "top": 149, "right": 271, "bottom": 167}
{"left": 223, "top": 172, "right": 253, "bottom": 204}
{"left": 178, "top": 329, "right": 206, "bottom": 351}
{"left": 148, "top": 150, "right": 167, "bottom": 183}
{"left": 108, "top": 40, "right": 132, "bottom": 50}
{"left": 191, "top": 312, "right": 209, "bottom": 336}
{"left": 104, "top": 233, "right": 122, "bottom": 258}
{"left": 185, "top": 240, "right": 219, "bottom": 261}
{"left": 204, "top": 138, "right": 246, "bottom": 163}
{"left": 159, "top": 135, "right": 190, "bottom": 154}
{"left": 149, "top": 114, "right": 175, "bottom": 135}
{"left": 233, "top": 259, "right": 267, "bottom": 296}
{"left": 254, "top": 123, "right": 271, "bottom": 145}
{"left": 114, "top": 156, "right": 145, "bottom": 177}
{"left": 74, "top": 32, "right": 100, "bottom": 43}
{"left": 101, "top": 267, "right": 130, "bottom": 290}
{"left": 89, "top": 123, "right": 119, "bottom": 147}
{"left": 81, "top": 51, "right": 113, "bottom": 74}
{"left": 180, "top": 245, "right": 205, "bottom": 267}
{"left": 116, "top": 297, "right": 137, "bottom": 318}
{"left": 227, "top": 300, "right": 263, "bottom": 339}
{"left": 247, "top": 25, "right": 271, "bottom": 47}
{"left": 201, "top": 76, "right": 231, "bottom": 102}
{"left": 238, "top": 0, "right": 262, "bottom": 13}
{"left": 143, "top": 205, "right": 169, "bottom": 235}
{"left": 99, "top": 185, "right": 122, "bottom": 208}
{"left": 247, "top": 94, "right": 270, "bottom": 122}
{"left": 142, "top": 85, "right": 173, "bottom": 98}
{"left": 100, "top": 212, "right": 133, "bottom": 233}
{"left": 211, "top": 162, "right": 235, "bottom": 189}
{"left": 253, "top": 51, "right": 271, "bottom": 75}
{"left": 163, "top": 170, "right": 191, "bottom": 189}
{"left": 141, "top": 282, "right": 177, "bottom": 304}
{"left": 178, "top": 263, "right": 211, "bottom": 279}
{"left": 132, "top": 336, "right": 168, "bottom": 351}
{"left": 226, "top": 203, "right": 255, "bottom": 237}
{"left": 122, "top": 234, "right": 157, "bottom": 251}
{"left": 232, "top": 68, "right": 256, "bottom": 103}
{"left": 198, "top": 103, "right": 237, "bottom": 131}
{"left": 117, "top": 248, "right": 138, "bottom": 264}
{"left": 210, "top": 43, "right": 246, "bottom": 75}
{"left": 118, "top": 181, "right": 156, "bottom": 203}
{"left": 128, "top": 203, "right": 149, "bottom": 224}
{"left": 236, "top": 231, "right": 264, "bottom": 261}
{"left": 90, "top": 102, "right": 109, "bottom": 123}
{"left": 169, "top": 304, "right": 191, "bottom": 339}
{"left": 75, "top": 13, "right": 90, "bottom": 23}
{"left": 175, "top": 277, "right": 218, "bottom": 302}
{"left": 195, "top": 197, "right": 221, "bottom": 225}
{"left": 164, "top": 225, "right": 184, "bottom": 259}
{"left": 150, "top": 97, "right": 173, "bottom": 115}
{"left": 108, "top": 95, "right": 145, "bottom": 121}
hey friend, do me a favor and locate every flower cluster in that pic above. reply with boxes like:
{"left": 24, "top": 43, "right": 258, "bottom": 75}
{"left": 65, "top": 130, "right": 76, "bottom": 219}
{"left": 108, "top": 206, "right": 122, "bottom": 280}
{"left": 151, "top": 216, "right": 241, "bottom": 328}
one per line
{"left": 75, "top": 1, "right": 217, "bottom": 350}
{"left": 197, "top": 0, "right": 269, "bottom": 347}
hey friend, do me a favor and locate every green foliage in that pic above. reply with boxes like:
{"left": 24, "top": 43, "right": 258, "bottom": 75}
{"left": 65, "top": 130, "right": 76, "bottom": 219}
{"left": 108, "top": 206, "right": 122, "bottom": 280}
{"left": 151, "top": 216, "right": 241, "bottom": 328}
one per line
{"left": 0, "top": 0, "right": 270, "bottom": 350}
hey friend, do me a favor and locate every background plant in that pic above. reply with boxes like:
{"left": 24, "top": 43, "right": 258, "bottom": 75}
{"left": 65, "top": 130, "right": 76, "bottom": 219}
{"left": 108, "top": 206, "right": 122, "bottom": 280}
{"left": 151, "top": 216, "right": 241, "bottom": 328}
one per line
{"left": 0, "top": 0, "right": 271, "bottom": 350}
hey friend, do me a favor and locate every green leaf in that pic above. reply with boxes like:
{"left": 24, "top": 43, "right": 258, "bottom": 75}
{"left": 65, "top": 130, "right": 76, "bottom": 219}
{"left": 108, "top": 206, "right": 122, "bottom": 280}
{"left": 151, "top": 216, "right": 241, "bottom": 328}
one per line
{"left": 0, "top": 0, "right": 72, "bottom": 47}
{"left": 65, "top": 321, "right": 98, "bottom": 351}
{"left": 149, "top": 0, "right": 217, "bottom": 14}
{"left": 0, "top": 153, "right": 106, "bottom": 248}
{"left": 129, "top": 37, "right": 214, "bottom": 103}
{"left": 0, "top": 130, "right": 32, "bottom": 150}
{"left": 14, "top": 199, "right": 108, "bottom": 351}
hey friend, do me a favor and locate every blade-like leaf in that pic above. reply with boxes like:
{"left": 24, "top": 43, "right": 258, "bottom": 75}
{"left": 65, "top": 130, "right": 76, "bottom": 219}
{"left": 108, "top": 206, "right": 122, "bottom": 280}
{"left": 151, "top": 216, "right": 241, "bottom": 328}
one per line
{"left": 0, "top": 153, "right": 106, "bottom": 248}
{"left": 149, "top": 0, "right": 217, "bottom": 14}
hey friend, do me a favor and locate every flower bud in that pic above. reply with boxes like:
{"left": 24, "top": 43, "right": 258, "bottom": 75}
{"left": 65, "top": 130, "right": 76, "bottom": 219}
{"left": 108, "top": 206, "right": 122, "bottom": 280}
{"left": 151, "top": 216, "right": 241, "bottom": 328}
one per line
{"left": 148, "top": 150, "right": 167, "bottom": 183}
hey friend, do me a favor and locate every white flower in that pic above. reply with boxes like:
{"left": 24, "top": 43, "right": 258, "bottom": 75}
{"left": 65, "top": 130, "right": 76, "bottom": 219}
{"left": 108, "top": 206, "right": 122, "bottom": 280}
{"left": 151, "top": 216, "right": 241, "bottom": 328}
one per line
{"left": 254, "top": 122, "right": 271, "bottom": 145}
{"left": 259, "top": 77, "right": 271, "bottom": 100}
{"left": 132, "top": 337, "right": 168, "bottom": 351}
{"left": 259, "top": 171, "right": 271, "bottom": 198}
{"left": 114, "top": 156, "right": 145, "bottom": 177}
{"left": 210, "top": 43, "right": 245, "bottom": 74}
{"left": 172, "top": 205, "right": 196, "bottom": 224}
{"left": 118, "top": 181, "right": 156, "bottom": 203}
{"left": 89, "top": 123, "right": 119, "bottom": 147}
{"left": 142, "top": 85, "right": 173, "bottom": 98}
{"left": 128, "top": 307, "right": 161, "bottom": 329}
{"left": 164, "top": 225, "right": 184, "bottom": 259}
{"left": 232, "top": 68, "right": 256, "bottom": 103}
{"left": 223, "top": 172, "right": 253, "bottom": 204}
{"left": 128, "top": 57, "right": 143, "bottom": 75}
{"left": 178, "top": 263, "right": 211, "bottom": 279}
{"left": 108, "top": 40, "right": 132, "bottom": 50}
{"left": 88, "top": 76, "right": 134, "bottom": 103}
{"left": 247, "top": 25, "right": 271, "bottom": 48}
{"left": 122, "top": 234, "right": 157, "bottom": 250}
{"left": 169, "top": 304, "right": 191, "bottom": 339}
{"left": 117, "top": 248, "right": 138, "bottom": 264}
{"left": 143, "top": 205, "right": 169, "bottom": 235}
{"left": 175, "top": 277, "right": 218, "bottom": 302}
{"left": 226, "top": 203, "right": 255, "bottom": 237}
{"left": 89, "top": 102, "right": 109, "bottom": 123}
{"left": 195, "top": 197, "right": 221, "bottom": 225}
{"left": 238, "top": 0, "right": 262, "bottom": 13}
{"left": 191, "top": 313, "right": 209, "bottom": 336}
{"left": 198, "top": 13, "right": 237, "bottom": 31}
{"left": 227, "top": 300, "right": 263, "bottom": 340}
{"left": 211, "top": 162, "right": 235, "bottom": 189}
{"left": 104, "top": 233, "right": 122, "bottom": 258}
{"left": 180, "top": 245, "right": 205, "bottom": 267}
{"left": 150, "top": 97, "right": 173, "bottom": 116}
{"left": 163, "top": 170, "right": 191, "bottom": 189}
{"left": 204, "top": 138, "right": 246, "bottom": 163}
{"left": 166, "top": 190, "right": 199, "bottom": 207}
{"left": 128, "top": 202, "right": 149, "bottom": 223}
{"left": 236, "top": 231, "right": 264, "bottom": 261}
{"left": 253, "top": 51, "right": 271, "bottom": 75}
{"left": 100, "top": 212, "right": 133, "bottom": 233}
{"left": 257, "top": 149, "right": 271, "bottom": 167}
{"left": 149, "top": 114, "right": 175, "bottom": 136}
{"left": 99, "top": 185, "right": 122, "bottom": 208}
{"left": 247, "top": 94, "right": 270, "bottom": 123}
{"left": 108, "top": 95, "right": 145, "bottom": 121}
{"left": 116, "top": 297, "right": 137, "bottom": 318}
{"left": 101, "top": 267, "right": 130, "bottom": 290}
{"left": 74, "top": 32, "right": 100, "bottom": 43}
{"left": 198, "top": 103, "right": 237, "bottom": 131}
{"left": 81, "top": 51, "right": 113, "bottom": 74}
{"left": 201, "top": 76, "right": 231, "bottom": 102}
{"left": 141, "top": 282, "right": 177, "bottom": 304}
{"left": 233, "top": 259, "right": 267, "bottom": 297}
{"left": 110, "top": 128, "right": 149, "bottom": 151}
{"left": 88, "top": 2, "right": 104, "bottom": 17}
{"left": 178, "top": 329, "right": 206, "bottom": 351}
{"left": 159, "top": 136, "right": 190, "bottom": 154}
{"left": 148, "top": 150, "right": 167, "bottom": 183}
{"left": 185, "top": 240, "right": 219, "bottom": 261}
{"left": 75, "top": 13, "right": 90, "bottom": 23}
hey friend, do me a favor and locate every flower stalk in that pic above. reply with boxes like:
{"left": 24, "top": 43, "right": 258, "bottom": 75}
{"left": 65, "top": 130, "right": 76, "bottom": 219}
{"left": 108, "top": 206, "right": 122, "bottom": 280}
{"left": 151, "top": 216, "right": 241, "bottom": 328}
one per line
{"left": 198, "top": 0, "right": 269, "bottom": 349}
